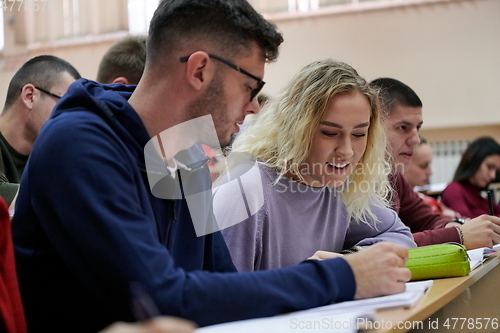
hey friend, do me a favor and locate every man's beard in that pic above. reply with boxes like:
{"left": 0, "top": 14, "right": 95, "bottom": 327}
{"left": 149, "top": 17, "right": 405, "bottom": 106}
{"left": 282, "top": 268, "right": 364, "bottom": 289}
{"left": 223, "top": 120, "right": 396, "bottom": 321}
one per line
{"left": 186, "top": 73, "right": 230, "bottom": 148}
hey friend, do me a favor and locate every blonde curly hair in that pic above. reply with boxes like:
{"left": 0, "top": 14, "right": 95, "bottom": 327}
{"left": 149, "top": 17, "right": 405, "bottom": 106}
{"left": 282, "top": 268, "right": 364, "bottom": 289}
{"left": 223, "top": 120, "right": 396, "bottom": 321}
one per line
{"left": 230, "top": 59, "right": 391, "bottom": 225}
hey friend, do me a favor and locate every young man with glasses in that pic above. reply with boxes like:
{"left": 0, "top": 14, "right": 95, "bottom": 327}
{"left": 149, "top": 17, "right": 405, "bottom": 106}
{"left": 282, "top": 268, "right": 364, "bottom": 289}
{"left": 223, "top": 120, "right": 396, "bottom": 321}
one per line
{"left": 0, "top": 55, "right": 80, "bottom": 208}
{"left": 13, "top": 1, "right": 410, "bottom": 332}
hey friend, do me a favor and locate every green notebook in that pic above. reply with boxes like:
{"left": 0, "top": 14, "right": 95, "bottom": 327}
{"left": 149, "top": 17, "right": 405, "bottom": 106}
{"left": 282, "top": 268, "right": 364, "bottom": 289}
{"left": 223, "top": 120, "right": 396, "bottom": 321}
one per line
{"left": 406, "top": 243, "right": 470, "bottom": 281}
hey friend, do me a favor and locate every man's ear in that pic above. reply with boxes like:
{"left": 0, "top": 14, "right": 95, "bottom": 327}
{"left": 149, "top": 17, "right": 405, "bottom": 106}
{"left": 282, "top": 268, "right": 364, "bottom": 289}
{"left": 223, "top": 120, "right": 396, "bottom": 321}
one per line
{"left": 182, "top": 51, "right": 214, "bottom": 92}
{"left": 111, "top": 77, "right": 129, "bottom": 85}
{"left": 20, "top": 84, "right": 36, "bottom": 110}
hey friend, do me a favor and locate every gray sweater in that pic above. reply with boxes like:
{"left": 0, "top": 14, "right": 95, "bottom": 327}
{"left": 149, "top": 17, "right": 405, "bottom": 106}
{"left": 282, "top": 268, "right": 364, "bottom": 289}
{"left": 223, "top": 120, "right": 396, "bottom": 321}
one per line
{"left": 214, "top": 163, "right": 416, "bottom": 271}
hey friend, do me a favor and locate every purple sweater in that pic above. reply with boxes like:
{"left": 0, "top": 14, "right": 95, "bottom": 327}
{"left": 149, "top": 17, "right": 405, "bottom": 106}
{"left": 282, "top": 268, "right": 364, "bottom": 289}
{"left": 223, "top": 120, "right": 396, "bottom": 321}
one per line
{"left": 214, "top": 164, "right": 416, "bottom": 271}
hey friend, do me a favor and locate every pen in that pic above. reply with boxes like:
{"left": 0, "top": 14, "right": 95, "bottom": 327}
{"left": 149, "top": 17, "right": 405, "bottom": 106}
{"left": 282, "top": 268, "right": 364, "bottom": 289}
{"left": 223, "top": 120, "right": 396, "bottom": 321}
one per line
{"left": 487, "top": 190, "right": 495, "bottom": 215}
{"left": 130, "top": 282, "right": 160, "bottom": 321}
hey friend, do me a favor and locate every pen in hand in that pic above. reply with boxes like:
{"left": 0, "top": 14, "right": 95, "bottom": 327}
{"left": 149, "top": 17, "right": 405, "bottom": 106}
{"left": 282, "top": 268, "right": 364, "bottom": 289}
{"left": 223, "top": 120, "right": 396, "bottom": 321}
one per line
{"left": 130, "top": 282, "right": 161, "bottom": 322}
{"left": 487, "top": 190, "right": 495, "bottom": 216}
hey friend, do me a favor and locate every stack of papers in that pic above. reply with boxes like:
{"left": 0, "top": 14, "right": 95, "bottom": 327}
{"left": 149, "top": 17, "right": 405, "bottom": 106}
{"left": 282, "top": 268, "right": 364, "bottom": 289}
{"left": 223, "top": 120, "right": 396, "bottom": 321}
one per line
{"left": 298, "top": 280, "right": 432, "bottom": 316}
{"left": 467, "top": 243, "right": 500, "bottom": 271}
{"left": 195, "top": 281, "right": 433, "bottom": 333}
{"left": 196, "top": 310, "right": 372, "bottom": 333}
{"left": 414, "top": 183, "right": 447, "bottom": 193}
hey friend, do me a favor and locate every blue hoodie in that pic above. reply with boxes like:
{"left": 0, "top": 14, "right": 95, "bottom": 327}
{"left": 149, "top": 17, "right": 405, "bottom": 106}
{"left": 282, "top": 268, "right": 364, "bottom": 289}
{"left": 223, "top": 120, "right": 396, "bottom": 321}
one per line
{"left": 12, "top": 79, "right": 355, "bottom": 332}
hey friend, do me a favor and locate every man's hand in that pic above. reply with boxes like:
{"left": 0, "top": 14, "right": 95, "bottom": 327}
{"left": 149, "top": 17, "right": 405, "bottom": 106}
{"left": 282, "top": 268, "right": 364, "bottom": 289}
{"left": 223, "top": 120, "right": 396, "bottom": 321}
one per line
{"left": 8, "top": 190, "right": 18, "bottom": 211}
{"left": 308, "top": 250, "right": 344, "bottom": 261}
{"left": 446, "top": 215, "right": 500, "bottom": 249}
{"left": 343, "top": 242, "right": 410, "bottom": 299}
{"left": 99, "top": 317, "right": 196, "bottom": 333}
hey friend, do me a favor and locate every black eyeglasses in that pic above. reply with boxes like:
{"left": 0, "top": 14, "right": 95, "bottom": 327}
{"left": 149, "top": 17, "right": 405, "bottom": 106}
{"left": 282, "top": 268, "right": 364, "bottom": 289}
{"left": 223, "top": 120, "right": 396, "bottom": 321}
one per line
{"left": 180, "top": 53, "right": 265, "bottom": 102}
{"left": 34, "top": 86, "right": 62, "bottom": 99}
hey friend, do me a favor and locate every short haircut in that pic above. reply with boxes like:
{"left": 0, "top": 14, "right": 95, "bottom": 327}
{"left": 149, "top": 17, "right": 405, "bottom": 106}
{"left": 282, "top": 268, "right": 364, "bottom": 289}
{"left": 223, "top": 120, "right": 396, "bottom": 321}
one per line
{"left": 231, "top": 58, "right": 390, "bottom": 226}
{"left": 453, "top": 136, "right": 500, "bottom": 183}
{"left": 3, "top": 55, "right": 81, "bottom": 110}
{"left": 369, "top": 78, "right": 422, "bottom": 116}
{"left": 147, "top": 0, "right": 283, "bottom": 66}
{"left": 96, "top": 35, "right": 147, "bottom": 84}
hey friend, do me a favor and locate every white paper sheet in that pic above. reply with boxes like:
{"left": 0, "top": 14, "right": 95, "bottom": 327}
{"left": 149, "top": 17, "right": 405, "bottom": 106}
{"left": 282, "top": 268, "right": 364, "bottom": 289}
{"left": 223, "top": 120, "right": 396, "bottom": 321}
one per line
{"left": 195, "top": 281, "right": 432, "bottom": 333}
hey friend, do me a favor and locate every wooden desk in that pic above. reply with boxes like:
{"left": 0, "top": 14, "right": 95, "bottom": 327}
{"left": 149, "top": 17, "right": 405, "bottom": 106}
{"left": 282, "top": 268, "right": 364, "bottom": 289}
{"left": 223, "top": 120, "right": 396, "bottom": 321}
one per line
{"left": 370, "top": 255, "right": 500, "bottom": 333}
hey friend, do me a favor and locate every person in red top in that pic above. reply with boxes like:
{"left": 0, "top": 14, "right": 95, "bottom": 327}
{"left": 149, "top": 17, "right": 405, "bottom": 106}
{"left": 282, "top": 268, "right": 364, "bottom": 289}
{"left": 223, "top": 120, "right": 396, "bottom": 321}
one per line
{"left": 442, "top": 137, "right": 500, "bottom": 218}
{"left": 405, "top": 137, "right": 463, "bottom": 219}
{"left": 369, "top": 78, "right": 500, "bottom": 249}
{"left": 0, "top": 197, "right": 26, "bottom": 333}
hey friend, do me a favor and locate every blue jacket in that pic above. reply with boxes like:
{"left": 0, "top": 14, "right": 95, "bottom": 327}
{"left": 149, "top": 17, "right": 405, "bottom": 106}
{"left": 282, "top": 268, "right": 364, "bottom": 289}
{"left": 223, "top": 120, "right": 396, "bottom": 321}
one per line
{"left": 13, "top": 79, "right": 356, "bottom": 332}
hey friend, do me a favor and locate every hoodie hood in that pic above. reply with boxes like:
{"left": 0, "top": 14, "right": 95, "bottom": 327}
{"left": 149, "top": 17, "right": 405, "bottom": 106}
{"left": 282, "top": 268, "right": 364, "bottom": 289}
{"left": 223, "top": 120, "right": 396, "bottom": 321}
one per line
{"left": 52, "top": 78, "right": 151, "bottom": 169}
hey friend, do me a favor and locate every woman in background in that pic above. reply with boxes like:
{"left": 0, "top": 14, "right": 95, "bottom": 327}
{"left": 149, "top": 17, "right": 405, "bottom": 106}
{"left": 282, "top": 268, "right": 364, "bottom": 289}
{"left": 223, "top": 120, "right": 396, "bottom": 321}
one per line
{"left": 213, "top": 59, "right": 415, "bottom": 272}
{"left": 404, "top": 137, "right": 463, "bottom": 219}
{"left": 442, "top": 136, "right": 500, "bottom": 218}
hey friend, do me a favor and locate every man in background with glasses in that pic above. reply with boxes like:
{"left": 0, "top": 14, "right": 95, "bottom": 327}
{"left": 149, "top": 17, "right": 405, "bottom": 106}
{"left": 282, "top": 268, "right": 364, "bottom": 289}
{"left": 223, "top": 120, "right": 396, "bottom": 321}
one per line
{"left": 13, "top": 1, "right": 410, "bottom": 332}
{"left": 0, "top": 55, "right": 80, "bottom": 208}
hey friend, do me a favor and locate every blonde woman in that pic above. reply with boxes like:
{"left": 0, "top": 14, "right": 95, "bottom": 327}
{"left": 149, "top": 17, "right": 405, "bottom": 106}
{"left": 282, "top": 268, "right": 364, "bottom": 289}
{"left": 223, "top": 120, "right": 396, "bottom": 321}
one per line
{"left": 213, "top": 59, "right": 416, "bottom": 272}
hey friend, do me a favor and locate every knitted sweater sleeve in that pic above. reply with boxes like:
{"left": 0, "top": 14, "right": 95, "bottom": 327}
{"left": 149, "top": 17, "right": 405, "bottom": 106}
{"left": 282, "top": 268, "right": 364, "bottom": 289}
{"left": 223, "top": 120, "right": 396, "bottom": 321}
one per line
{"left": 391, "top": 173, "right": 460, "bottom": 246}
